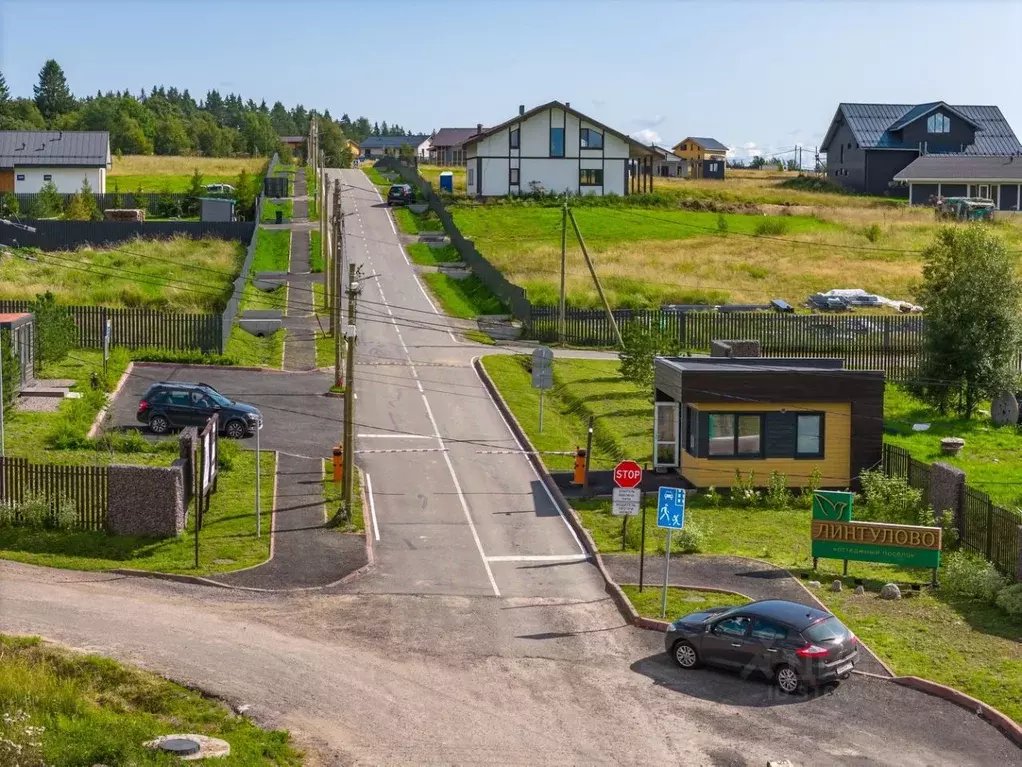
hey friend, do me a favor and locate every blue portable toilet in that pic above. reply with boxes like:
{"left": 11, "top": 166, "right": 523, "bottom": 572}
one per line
{"left": 439, "top": 171, "right": 454, "bottom": 193}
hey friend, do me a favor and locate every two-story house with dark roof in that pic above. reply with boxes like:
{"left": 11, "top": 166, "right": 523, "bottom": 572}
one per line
{"left": 820, "top": 102, "right": 1022, "bottom": 196}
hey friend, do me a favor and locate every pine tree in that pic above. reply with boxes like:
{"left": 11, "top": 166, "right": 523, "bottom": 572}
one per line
{"left": 0, "top": 70, "right": 10, "bottom": 107}
{"left": 185, "top": 168, "right": 204, "bottom": 217}
{"left": 33, "top": 59, "right": 75, "bottom": 123}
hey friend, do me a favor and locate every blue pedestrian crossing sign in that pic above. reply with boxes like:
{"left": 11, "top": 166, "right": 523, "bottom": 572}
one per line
{"left": 656, "top": 487, "right": 686, "bottom": 530}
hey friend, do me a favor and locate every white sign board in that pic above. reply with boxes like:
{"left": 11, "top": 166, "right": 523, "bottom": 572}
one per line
{"left": 612, "top": 487, "right": 641, "bottom": 517}
{"left": 531, "top": 346, "right": 554, "bottom": 390}
{"left": 200, "top": 415, "right": 219, "bottom": 496}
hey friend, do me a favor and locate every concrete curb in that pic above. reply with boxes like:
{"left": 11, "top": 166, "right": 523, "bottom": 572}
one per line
{"left": 892, "top": 676, "right": 1022, "bottom": 748}
{"left": 87, "top": 362, "right": 134, "bottom": 440}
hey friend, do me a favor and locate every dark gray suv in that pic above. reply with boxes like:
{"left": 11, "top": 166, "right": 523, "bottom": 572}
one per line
{"left": 665, "top": 599, "right": 858, "bottom": 693}
{"left": 136, "top": 382, "right": 262, "bottom": 438}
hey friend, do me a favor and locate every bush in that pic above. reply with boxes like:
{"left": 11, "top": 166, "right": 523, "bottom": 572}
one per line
{"left": 30, "top": 291, "right": 77, "bottom": 364}
{"left": 130, "top": 349, "right": 237, "bottom": 366}
{"left": 730, "top": 469, "right": 760, "bottom": 507}
{"left": 863, "top": 223, "right": 883, "bottom": 243}
{"left": 0, "top": 492, "right": 76, "bottom": 530}
{"left": 765, "top": 471, "right": 794, "bottom": 509}
{"left": 995, "top": 583, "right": 1022, "bottom": 617}
{"left": 704, "top": 486, "right": 722, "bottom": 508}
{"left": 29, "top": 180, "right": 63, "bottom": 218}
{"left": 619, "top": 321, "right": 683, "bottom": 392}
{"left": 754, "top": 218, "right": 789, "bottom": 236}
{"left": 799, "top": 466, "right": 822, "bottom": 509}
{"left": 660, "top": 519, "right": 705, "bottom": 554}
{"left": 941, "top": 551, "right": 1007, "bottom": 602}
{"left": 858, "top": 470, "right": 934, "bottom": 526}
{"left": 0, "top": 191, "right": 19, "bottom": 217}
{"left": 217, "top": 439, "right": 241, "bottom": 472}
{"left": 716, "top": 213, "right": 728, "bottom": 235}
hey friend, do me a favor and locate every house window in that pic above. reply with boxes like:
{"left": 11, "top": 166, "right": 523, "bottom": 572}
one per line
{"left": 796, "top": 414, "right": 824, "bottom": 458}
{"left": 927, "top": 112, "right": 950, "bottom": 134}
{"left": 509, "top": 167, "right": 520, "bottom": 185}
{"left": 510, "top": 128, "right": 520, "bottom": 150}
{"left": 466, "top": 167, "right": 475, "bottom": 188}
{"left": 680, "top": 143, "right": 687, "bottom": 151}
{"left": 707, "top": 413, "right": 762, "bottom": 457}
{"left": 686, "top": 406, "right": 697, "bottom": 455}
{"left": 654, "top": 402, "right": 680, "bottom": 468}
{"left": 839, "top": 144, "right": 844, "bottom": 164}
{"left": 43, "top": 174, "right": 52, "bottom": 181}
{"left": 579, "top": 168, "right": 603, "bottom": 186}
{"left": 709, "top": 162, "right": 719, "bottom": 172}
{"left": 16, "top": 174, "right": 25, "bottom": 181}
{"left": 550, "top": 127, "right": 565, "bottom": 157}
{"left": 580, "top": 128, "right": 603, "bottom": 149}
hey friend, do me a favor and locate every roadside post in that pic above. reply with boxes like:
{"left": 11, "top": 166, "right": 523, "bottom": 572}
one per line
{"left": 638, "top": 466, "right": 648, "bottom": 591}
{"left": 194, "top": 413, "right": 220, "bottom": 569}
{"left": 530, "top": 346, "right": 554, "bottom": 432}
{"left": 583, "top": 416, "right": 594, "bottom": 491}
{"left": 102, "top": 318, "right": 111, "bottom": 379}
{"left": 656, "top": 486, "right": 686, "bottom": 619}
{"left": 613, "top": 460, "right": 642, "bottom": 550}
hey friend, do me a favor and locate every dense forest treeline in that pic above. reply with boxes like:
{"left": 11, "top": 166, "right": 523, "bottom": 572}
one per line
{"left": 0, "top": 59, "right": 418, "bottom": 166}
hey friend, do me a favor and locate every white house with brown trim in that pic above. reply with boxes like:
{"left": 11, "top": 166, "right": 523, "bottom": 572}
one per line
{"left": 0, "top": 130, "right": 111, "bottom": 193}
{"left": 461, "top": 101, "right": 655, "bottom": 197}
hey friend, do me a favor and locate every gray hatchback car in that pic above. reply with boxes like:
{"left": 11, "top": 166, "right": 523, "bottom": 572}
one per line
{"left": 664, "top": 599, "right": 858, "bottom": 693}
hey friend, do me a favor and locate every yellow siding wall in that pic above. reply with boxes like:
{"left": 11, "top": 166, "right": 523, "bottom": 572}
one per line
{"left": 681, "top": 401, "right": 851, "bottom": 488}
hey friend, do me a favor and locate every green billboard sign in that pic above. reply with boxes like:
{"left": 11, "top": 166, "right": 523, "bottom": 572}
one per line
{"left": 811, "top": 491, "right": 942, "bottom": 569}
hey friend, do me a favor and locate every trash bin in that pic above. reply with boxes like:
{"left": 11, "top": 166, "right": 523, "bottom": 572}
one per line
{"left": 275, "top": 210, "right": 283, "bottom": 224}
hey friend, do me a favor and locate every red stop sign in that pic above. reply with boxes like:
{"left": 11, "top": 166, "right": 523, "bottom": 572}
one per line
{"left": 614, "top": 460, "right": 643, "bottom": 489}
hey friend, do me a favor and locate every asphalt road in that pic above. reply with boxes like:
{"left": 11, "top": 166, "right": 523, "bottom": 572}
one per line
{"left": 0, "top": 168, "right": 1017, "bottom": 765}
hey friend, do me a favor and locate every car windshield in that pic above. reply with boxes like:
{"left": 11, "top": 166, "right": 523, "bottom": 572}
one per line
{"left": 206, "top": 390, "right": 232, "bottom": 407}
{"left": 803, "top": 616, "right": 849, "bottom": 643}
{"left": 389, "top": 185, "right": 403, "bottom": 193}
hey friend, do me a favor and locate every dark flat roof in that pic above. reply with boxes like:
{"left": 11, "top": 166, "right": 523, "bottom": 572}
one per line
{"left": 657, "top": 357, "right": 850, "bottom": 374}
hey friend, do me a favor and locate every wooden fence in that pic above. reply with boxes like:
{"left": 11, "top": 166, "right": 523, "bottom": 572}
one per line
{"left": 0, "top": 301, "right": 222, "bottom": 353}
{"left": 0, "top": 456, "right": 108, "bottom": 531}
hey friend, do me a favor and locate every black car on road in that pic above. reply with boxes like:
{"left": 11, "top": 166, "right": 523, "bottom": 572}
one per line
{"left": 665, "top": 599, "right": 858, "bottom": 693}
{"left": 137, "top": 382, "right": 262, "bottom": 439}
{"left": 387, "top": 183, "right": 415, "bottom": 205}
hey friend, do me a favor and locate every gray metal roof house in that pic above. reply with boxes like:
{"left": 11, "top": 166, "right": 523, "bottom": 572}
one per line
{"left": 820, "top": 102, "right": 1022, "bottom": 196}
{"left": 894, "top": 155, "right": 1022, "bottom": 209}
{"left": 359, "top": 135, "right": 430, "bottom": 158}
{"left": 427, "top": 128, "right": 480, "bottom": 166}
{"left": 0, "top": 130, "right": 111, "bottom": 194}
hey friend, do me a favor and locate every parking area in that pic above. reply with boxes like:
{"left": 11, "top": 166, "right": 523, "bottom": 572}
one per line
{"left": 110, "top": 364, "right": 343, "bottom": 457}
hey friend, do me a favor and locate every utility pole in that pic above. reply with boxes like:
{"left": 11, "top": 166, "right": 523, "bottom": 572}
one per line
{"left": 567, "top": 209, "right": 623, "bottom": 348}
{"left": 333, "top": 180, "right": 343, "bottom": 388}
{"left": 559, "top": 198, "right": 567, "bottom": 344}
{"left": 342, "top": 262, "right": 358, "bottom": 516}
{"left": 322, "top": 149, "right": 330, "bottom": 313}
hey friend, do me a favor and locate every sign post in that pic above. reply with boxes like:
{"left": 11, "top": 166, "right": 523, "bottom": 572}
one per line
{"left": 656, "top": 486, "right": 686, "bottom": 619}
{"left": 613, "top": 460, "right": 643, "bottom": 550}
{"left": 102, "top": 319, "right": 111, "bottom": 379}
{"left": 255, "top": 416, "right": 263, "bottom": 537}
{"left": 638, "top": 477, "right": 648, "bottom": 592}
{"left": 531, "top": 346, "right": 554, "bottom": 432}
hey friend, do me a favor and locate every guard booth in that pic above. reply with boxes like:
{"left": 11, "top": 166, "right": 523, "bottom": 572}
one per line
{"left": 0, "top": 312, "right": 35, "bottom": 391}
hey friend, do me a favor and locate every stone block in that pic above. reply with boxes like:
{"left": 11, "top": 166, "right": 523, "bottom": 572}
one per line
{"left": 710, "top": 339, "right": 761, "bottom": 358}
{"left": 880, "top": 583, "right": 902, "bottom": 600}
{"left": 108, "top": 463, "right": 186, "bottom": 537}
{"left": 930, "top": 462, "right": 966, "bottom": 527}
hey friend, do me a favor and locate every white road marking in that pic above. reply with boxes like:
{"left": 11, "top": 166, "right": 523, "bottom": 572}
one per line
{"left": 485, "top": 554, "right": 590, "bottom": 563}
{"left": 471, "top": 356, "right": 587, "bottom": 556}
{"left": 366, "top": 472, "right": 380, "bottom": 542}
{"left": 356, "top": 433, "right": 433, "bottom": 439}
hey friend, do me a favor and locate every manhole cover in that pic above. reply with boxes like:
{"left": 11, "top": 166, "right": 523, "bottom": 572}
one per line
{"left": 159, "top": 738, "right": 201, "bottom": 756}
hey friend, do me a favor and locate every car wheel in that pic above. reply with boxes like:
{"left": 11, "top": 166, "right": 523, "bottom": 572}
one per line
{"left": 224, "top": 419, "right": 247, "bottom": 439}
{"left": 672, "top": 640, "right": 700, "bottom": 669}
{"left": 775, "top": 664, "right": 803, "bottom": 695}
{"left": 148, "top": 415, "right": 170, "bottom": 435}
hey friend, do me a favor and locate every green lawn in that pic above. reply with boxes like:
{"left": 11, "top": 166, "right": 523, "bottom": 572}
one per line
{"left": 407, "top": 243, "right": 460, "bottom": 266}
{"left": 224, "top": 325, "right": 284, "bottom": 369}
{"left": 884, "top": 386, "right": 1022, "bottom": 507}
{"left": 482, "top": 353, "right": 1022, "bottom": 724}
{"left": 0, "top": 446, "right": 275, "bottom": 576}
{"left": 418, "top": 165, "right": 467, "bottom": 194}
{"left": 310, "top": 231, "right": 323, "bottom": 272}
{"left": 0, "top": 635, "right": 300, "bottom": 766}
{"left": 108, "top": 174, "right": 243, "bottom": 194}
{"left": 421, "top": 274, "right": 506, "bottom": 318}
{"left": 622, "top": 585, "right": 750, "bottom": 620}
{"left": 393, "top": 206, "right": 444, "bottom": 235}
{"left": 260, "top": 199, "right": 294, "bottom": 224}
{"left": 464, "top": 329, "right": 496, "bottom": 345}
{"left": 3, "top": 236, "right": 243, "bottom": 312}
{"left": 252, "top": 228, "right": 291, "bottom": 272}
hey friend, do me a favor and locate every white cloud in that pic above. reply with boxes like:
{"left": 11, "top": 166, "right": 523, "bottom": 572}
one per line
{"left": 631, "top": 128, "right": 662, "bottom": 145}
{"left": 726, "top": 141, "right": 763, "bottom": 160}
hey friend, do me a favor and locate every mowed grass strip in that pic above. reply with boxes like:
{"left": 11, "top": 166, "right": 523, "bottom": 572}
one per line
{"left": 622, "top": 585, "right": 750, "bottom": 620}
{"left": 252, "top": 228, "right": 291, "bottom": 272}
{"left": 260, "top": 199, "right": 294, "bottom": 223}
{"left": 421, "top": 273, "right": 506, "bottom": 318}
{"left": 4, "top": 236, "right": 243, "bottom": 311}
{"left": 406, "top": 243, "right": 460, "bottom": 266}
{"left": 0, "top": 634, "right": 301, "bottom": 765}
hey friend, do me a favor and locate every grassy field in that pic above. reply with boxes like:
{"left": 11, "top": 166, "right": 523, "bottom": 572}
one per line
{"left": 482, "top": 353, "right": 1022, "bottom": 724}
{"left": 621, "top": 585, "right": 750, "bottom": 619}
{"left": 109, "top": 155, "right": 267, "bottom": 193}
{"left": 418, "top": 165, "right": 467, "bottom": 194}
{"left": 453, "top": 202, "right": 1022, "bottom": 308}
{"left": 407, "top": 242, "right": 460, "bottom": 266}
{"left": 884, "top": 386, "right": 1022, "bottom": 507}
{"left": 4, "top": 236, "right": 243, "bottom": 311}
{"left": 261, "top": 199, "right": 294, "bottom": 223}
{"left": 0, "top": 635, "right": 300, "bottom": 765}
{"left": 421, "top": 273, "right": 506, "bottom": 318}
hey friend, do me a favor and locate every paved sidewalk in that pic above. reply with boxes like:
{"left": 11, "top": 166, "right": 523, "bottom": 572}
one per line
{"left": 208, "top": 452, "right": 367, "bottom": 590}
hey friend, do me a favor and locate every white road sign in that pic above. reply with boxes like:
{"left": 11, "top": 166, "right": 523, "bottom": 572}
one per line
{"left": 612, "top": 487, "right": 641, "bottom": 517}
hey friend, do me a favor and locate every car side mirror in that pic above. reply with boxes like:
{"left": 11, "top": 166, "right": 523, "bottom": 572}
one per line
{"left": 705, "top": 624, "right": 713, "bottom": 634}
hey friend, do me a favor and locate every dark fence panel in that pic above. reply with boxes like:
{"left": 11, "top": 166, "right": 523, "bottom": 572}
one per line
{"left": 0, "top": 456, "right": 109, "bottom": 531}
{"left": 11, "top": 219, "right": 254, "bottom": 252}
{"left": 0, "top": 301, "right": 221, "bottom": 352}
{"left": 960, "top": 485, "right": 1021, "bottom": 579}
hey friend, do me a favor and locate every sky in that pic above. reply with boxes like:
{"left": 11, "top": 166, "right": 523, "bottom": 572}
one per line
{"left": 2, "top": 0, "right": 1021, "bottom": 162}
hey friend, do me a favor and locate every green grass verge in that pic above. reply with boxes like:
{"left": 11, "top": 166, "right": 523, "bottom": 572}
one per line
{"left": 0, "top": 446, "right": 274, "bottom": 575}
{"left": 406, "top": 242, "right": 460, "bottom": 266}
{"left": 315, "top": 329, "right": 339, "bottom": 369}
{"left": 322, "top": 460, "right": 364, "bottom": 533}
{"left": 224, "top": 325, "right": 284, "bottom": 369}
{"left": 252, "top": 228, "right": 291, "bottom": 272}
{"left": 362, "top": 164, "right": 391, "bottom": 190}
{"left": 260, "top": 199, "right": 294, "bottom": 224}
{"left": 310, "top": 231, "right": 323, "bottom": 272}
{"left": 463, "top": 329, "right": 496, "bottom": 345}
{"left": 0, "top": 635, "right": 301, "bottom": 765}
{"left": 482, "top": 354, "right": 1022, "bottom": 726}
{"left": 392, "top": 206, "right": 444, "bottom": 234}
{"left": 421, "top": 274, "right": 506, "bottom": 318}
{"left": 884, "top": 386, "right": 1022, "bottom": 507}
{"left": 621, "top": 585, "right": 750, "bottom": 620}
